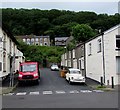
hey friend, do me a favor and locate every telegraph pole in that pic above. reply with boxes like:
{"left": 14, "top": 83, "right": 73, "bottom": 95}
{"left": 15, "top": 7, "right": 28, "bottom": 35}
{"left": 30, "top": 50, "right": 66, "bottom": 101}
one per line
{"left": 9, "top": 53, "right": 15, "bottom": 87}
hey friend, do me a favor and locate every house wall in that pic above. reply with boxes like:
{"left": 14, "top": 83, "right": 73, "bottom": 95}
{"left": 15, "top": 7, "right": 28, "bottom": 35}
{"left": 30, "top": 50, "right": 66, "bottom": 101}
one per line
{"left": 104, "top": 26, "right": 120, "bottom": 85}
{"left": 85, "top": 35, "right": 103, "bottom": 83}
{"left": 15, "top": 49, "right": 25, "bottom": 72}
{"left": 0, "top": 27, "right": 3, "bottom": 78}
{"left": 61, "top": 54, "right": 65, "bottom": 66}
{"left": 0, "top": 27, "right": 22, "bottom": 78}
{"left": 71, "top": 49, "right": 77, "bottom": 69}
{"left": 75, "top": 44, "right": 85, "bottom": 76}
{"left": 85, "top": 25, "right": 120, "bottom": 85}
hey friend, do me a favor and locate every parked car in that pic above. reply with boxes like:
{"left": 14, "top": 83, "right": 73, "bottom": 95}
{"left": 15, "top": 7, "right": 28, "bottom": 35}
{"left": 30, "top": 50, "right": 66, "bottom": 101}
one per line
{"left": 18, "top": 62, "right": 40, "bottom": 84}
{"left": 50, "top": 64, "right": 59, "bottom": 71}
{"left": 65, "top": 68, "right": 85, "bottom": 84}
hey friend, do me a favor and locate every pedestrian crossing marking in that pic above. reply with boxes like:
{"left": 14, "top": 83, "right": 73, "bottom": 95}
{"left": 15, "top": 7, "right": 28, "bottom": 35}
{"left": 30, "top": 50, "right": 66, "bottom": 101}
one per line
{"left": 69, "top": 90, "right": 79, "bottom": 94}
{"left": 29, "top": 91, "right": 39, "bottom": 95}
{"left": 56, "top": 90, "right": 65, "bottom": 94}
{"left": 16, "top": 92, "right": 26, "bottom": 95}
{"left": 3, "top": 89, "right": 104, "bottom": 96}
{"left": 43, "top": 91, "right": 53, "bottom": 95}
{"left": 93, "top": 90, "right": 104, "bottom": 92}
{"left": 80, "top": 90, "right": 92, "bottom": 93}
{"left": 3, "top": 93, "right": 14, "bottom": 96}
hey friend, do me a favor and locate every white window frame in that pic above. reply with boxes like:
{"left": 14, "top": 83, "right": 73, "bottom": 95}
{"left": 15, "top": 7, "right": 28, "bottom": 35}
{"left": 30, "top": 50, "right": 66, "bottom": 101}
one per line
{"left": 116, "top": 57, "right": 120, "bottom": 74}
{"left": 88, "top": 43, "right": 92, "bottom": 56}
{"left": 3, "top": 52, "right": 6, "bottom": 72}
{"left": 116, "top": 35, "right": 120, "bottom": 49}
{"left": 73, "top": 49, "right": 75, "bottom": 58}
{"left": 98, "top": 39, "right": 102, "bottom": 52}
{"left": 69, "top": 51, "right": 71, "bottom": 59}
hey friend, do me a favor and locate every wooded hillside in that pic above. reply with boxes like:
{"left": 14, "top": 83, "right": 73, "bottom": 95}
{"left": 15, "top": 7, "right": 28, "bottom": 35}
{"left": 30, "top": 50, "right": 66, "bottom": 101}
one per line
{"left": 2, "top": 8, "right": 120, "bottom": 39}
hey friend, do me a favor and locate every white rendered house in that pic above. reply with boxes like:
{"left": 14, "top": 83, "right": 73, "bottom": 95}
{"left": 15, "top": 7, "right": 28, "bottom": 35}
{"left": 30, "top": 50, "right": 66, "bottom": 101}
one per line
{"left": 85, "top": 24, "right": 120, "bottom": 85}
{"left": 0, "top": 26, "right": 25, "bottom": 79}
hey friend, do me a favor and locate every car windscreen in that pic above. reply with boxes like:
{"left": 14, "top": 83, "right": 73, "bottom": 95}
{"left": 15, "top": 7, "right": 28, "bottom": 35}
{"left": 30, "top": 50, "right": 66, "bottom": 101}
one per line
{"left": 20, "top": 64, "right": 37, "bottom": 72}
{"left": 52, "top": 65, "right": 58, "bottom": 67}
{"left": 70, "top": 70, "right": 80, "bottom": 74}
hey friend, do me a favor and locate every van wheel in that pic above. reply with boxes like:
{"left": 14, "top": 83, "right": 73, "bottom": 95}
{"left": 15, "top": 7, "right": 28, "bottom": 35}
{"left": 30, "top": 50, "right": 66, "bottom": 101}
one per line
{"left": 18, "top": 81, "right": 22, "bottom": 86}
{"left": 35, "top": 79, "right": 39, "bottom": 85}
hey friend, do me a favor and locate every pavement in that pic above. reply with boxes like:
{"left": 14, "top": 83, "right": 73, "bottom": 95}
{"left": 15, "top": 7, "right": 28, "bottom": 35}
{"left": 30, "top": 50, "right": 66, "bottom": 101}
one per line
{"left": 86, "top": 77, "right": 120, "bottom": 92}
{"left": 0, "top": 74, "right": 18, "bottom": 95}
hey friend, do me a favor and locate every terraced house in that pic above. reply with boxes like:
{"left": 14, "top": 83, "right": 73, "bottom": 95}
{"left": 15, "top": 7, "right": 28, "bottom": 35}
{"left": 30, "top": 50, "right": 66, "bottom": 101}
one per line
{"left": 85, "top": 24, "right": 120, "bottom": 85}
{"left": 61, "top": 24, "right": 120, "bottom": 85}
{"left": 0, "top": 25, "right": 25, "bottom": 80}
{"left": 16, "top": 35, "right": 50, "bottom": 46}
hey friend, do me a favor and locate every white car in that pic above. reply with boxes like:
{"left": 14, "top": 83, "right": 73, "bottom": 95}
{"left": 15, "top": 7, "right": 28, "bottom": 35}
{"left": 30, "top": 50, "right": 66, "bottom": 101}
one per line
{"left": 65, "top": 68, "right": 85, "bottom": 84}
{"left": 50, "top": 64, "right": 59, "bottom": 71}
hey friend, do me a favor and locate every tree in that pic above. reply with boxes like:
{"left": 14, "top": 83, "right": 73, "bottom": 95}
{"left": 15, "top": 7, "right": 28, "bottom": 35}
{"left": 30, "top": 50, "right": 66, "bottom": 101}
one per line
{"left": 72, "top": 24, "right": 96, "bottom": 42}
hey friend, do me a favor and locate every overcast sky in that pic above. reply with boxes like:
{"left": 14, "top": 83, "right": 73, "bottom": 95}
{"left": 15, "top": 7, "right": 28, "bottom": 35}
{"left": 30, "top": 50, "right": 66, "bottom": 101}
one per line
{"left": 1, "top": 0, "right": 120, "bottom": 15}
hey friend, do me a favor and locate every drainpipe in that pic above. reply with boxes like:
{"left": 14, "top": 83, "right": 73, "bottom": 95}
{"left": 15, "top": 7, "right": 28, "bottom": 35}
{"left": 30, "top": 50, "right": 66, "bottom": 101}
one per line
{"left": 84, "top": 43, "right": 86, "bottom": 78}
{"left": 102, "top": 32, "right": 106, "bottom": 84}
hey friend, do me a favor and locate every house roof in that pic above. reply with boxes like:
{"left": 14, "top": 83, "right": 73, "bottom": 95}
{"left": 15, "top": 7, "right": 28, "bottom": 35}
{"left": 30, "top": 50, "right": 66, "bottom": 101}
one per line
{"left": 16, "top": 35, "right": 50, "bottom": 38}
{"left": 55, "top": 37, "right": 68, "bottom": 41}
{"left": 85, "top": 24, "right": 120, "bottom": 44}
{"left": 0, "top": 24, "right": 19, "bottom": 45}
{"left": 36, "top": 36, "right": 50, "bottom": 38}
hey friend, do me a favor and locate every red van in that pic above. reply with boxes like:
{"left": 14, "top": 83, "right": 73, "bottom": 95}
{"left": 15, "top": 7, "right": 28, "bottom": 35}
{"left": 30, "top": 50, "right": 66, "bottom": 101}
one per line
{"left": 18, "top": 62, "right": 40, "bottom": 84}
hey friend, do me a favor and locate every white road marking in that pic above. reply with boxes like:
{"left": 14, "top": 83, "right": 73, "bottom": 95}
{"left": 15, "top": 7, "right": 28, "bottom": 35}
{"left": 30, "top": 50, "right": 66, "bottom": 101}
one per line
{"left": 55, "top": 90, "right": 66, "bottom": 94}
{"left": 3, "top": 89, "right": 104, "bottom": 96}
{"left": 29, "top": 91, "right": 40, "bottom": 95}
{"left": 43, "top": 91, "right": 53, "bottom": 95}
{"left": 16, "top": 92, "right": 26, "bottom": 95}
{"left": 80, "top": 90, "right": 92, "bottom": 93}
{"left": 93, "top": 90, "right": 104, "bottom": 93}
{"left": 3, "top": 93, "right": 14, "bottom": 96}
{"left": 69, "top": 90, "right": 79, "bottom": 94}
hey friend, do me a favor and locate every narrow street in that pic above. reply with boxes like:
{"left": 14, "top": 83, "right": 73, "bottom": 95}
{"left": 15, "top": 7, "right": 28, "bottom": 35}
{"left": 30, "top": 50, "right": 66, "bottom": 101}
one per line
{"left": 2, "top": 68, "right": 118, "bottom": 108}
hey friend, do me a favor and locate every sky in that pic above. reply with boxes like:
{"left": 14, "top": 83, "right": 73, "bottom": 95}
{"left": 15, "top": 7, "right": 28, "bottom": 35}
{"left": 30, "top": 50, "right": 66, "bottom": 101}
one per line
{"left": 0, "top": 0, "right": 120, "bottom": 15}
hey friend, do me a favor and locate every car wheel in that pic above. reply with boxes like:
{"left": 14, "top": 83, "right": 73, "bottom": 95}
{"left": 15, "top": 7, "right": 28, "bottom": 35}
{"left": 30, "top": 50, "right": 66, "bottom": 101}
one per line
{"left": 69, "top": 78, "right": 71, "bottom": 84}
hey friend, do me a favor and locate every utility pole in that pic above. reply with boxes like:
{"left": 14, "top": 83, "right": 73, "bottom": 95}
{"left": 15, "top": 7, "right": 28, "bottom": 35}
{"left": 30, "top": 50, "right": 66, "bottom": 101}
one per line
{"left": 9, "top": 53, "right": 15, "bottom": 87}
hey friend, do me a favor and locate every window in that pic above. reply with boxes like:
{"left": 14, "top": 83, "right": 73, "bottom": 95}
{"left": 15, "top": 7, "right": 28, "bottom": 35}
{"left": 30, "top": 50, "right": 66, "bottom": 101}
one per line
{"left": 3, "top": 52, "right": 6, "bottom": 72}
{"left": 44, "top": 38, "right": 47, "bottom": 42}
{"left": 36, "top": 38, "right": 38, "bottom": 42}
{"left": 27, "top": 38, "right": 30, "bottom": 45}
{"left": 3, "top": 34, "right": 6, "bottom": 50}
{"left": 73, "top": 49, "right": 75, "bottom": 58}
{"left": 31, "top": 38, "right": 34, "bottom": 45}
{"left": 20, "top": 64, "right": 37, "bottom": 72}
{"left": 116, "top": 57, "right": 120, "bottom": 74}
{"left": 36, "top": 43, "right": 39, "bottom": 45}
{"left": 23, "top": 39, "right": 26, "bottom": 42}
{"left": 69, "top": 51, "right": 71, "bottom": 58}
{"left": 116, "top": 35, "right": 120, "bottom": 49}
{"left": 0, "top": 62, "right": 2, "bottom": 71}
{"left": 81, "top": 59, "right": 84, "bottom": 70}
{"left": 65, "top": 53, "right": 67, "bottom": 59}
{"left": 88, "top": 43, "right": 92, "bottom": 55}
{"left": 40, "top": 38, "right": 43, "bottom": 43}
{"left": 10, "top": 40, "right": 12, "bottom": 53}
{"left": 44, "top": 43, "right": 48, "bottom": 46}
{"left": 98, "top": 39, "right": 102, "bottom": 52}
